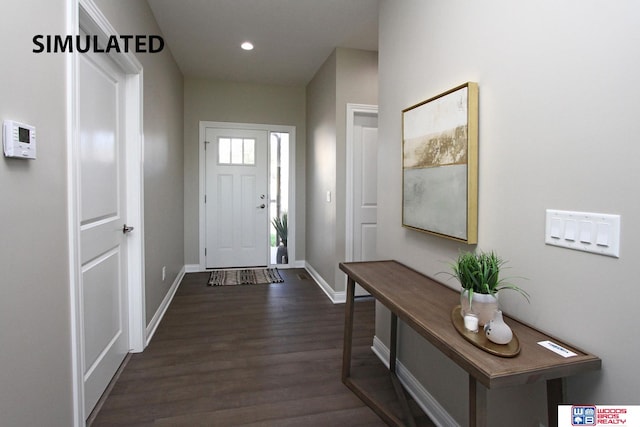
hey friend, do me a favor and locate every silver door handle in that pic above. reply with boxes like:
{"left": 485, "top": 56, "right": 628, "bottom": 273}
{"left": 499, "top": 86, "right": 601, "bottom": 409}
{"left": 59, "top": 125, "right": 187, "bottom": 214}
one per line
{"left": 123, "top": 224, "right": 135, "bottom": 234}
{"left": 257, "top": 204, "right": 266, "bottom": 209}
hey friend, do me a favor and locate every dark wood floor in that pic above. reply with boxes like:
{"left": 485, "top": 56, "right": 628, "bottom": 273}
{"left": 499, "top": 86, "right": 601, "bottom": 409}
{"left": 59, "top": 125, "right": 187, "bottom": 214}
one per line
{"left": 91, "top": 269, "right": 434, "bottom": 426}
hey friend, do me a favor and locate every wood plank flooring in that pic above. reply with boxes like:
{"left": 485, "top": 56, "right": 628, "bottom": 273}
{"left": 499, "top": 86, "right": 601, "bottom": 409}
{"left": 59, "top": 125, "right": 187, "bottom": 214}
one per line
{"left": 90, "top": 269, "right": 434, "bottom": 426}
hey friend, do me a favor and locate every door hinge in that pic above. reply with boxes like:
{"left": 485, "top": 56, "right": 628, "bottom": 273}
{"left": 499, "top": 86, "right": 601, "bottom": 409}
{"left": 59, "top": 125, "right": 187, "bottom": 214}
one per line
{"left": 204, "top": 140, "right": 210, "bottom": 150}
{"left": 204, "top": 194, "right": 207, "bottom": 203}
{"left": 205, "top": 248, "right": 207, "bottom": 256}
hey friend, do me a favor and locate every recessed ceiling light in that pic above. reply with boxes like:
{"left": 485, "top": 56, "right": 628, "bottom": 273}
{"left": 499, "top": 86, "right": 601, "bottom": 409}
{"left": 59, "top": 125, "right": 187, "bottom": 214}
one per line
{"left": 241, "top": 41, "right": 254, "bottom": 51}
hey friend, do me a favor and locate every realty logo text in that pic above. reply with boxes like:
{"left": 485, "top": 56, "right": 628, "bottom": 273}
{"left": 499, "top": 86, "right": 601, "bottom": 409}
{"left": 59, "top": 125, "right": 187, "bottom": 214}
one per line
{"left": 572, "top": 405, "right": 628, "bottom": 425}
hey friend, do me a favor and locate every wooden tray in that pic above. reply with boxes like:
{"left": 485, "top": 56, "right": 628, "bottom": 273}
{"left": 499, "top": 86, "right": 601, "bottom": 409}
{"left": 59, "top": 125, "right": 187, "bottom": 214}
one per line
{"left": 451, "top": 306, "right": 520, "bottom": 358}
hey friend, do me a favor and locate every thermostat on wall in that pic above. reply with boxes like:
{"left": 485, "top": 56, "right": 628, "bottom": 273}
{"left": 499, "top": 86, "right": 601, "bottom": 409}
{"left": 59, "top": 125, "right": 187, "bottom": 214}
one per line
{"left": 3, "top": 120, "right": 36, "bottom": 159}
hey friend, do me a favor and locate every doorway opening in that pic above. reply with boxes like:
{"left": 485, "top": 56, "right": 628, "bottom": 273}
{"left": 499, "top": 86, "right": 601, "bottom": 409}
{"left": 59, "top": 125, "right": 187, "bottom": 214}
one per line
{"left": 69, "top": 2, "right": 145, "bottom": 425}
{"left": 198, "top": 122, "right": 296, "bottom": 271}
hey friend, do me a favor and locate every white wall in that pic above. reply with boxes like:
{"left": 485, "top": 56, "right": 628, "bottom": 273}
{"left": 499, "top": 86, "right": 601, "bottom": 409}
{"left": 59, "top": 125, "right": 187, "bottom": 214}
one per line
{"left": 0, "top": 1, "right": 184, "bottom": 424}
{"left": 306, "top": 48, "right": 378, "bottom": 294}
{"left": 335, "top": 48, "right": 379, "bottom": 289}
{"left": 183, "top": 78, "right": 306, "bottom": 267}
{"left": 378, "top": 1, "right": 640, "bottom": 425}
{"left": 306, "top": 51, "right": 338, "bottom": 285}
{"left": 0, "top": 1, "right": 73, "bottom": 425}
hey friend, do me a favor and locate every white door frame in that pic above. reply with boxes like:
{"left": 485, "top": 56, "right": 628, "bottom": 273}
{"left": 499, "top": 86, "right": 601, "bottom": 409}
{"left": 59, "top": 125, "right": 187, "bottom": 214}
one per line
{"left": 346, "top": 104, "right": 378, "bottom": 296}
{"left": 199, "top": 121, "right": 296, "bottom": 270}
{"left": 67, "top": 1, "right": 145, "bottom": 425}
{"left": 345, "top": 103, "right": 378, "bottom": 262}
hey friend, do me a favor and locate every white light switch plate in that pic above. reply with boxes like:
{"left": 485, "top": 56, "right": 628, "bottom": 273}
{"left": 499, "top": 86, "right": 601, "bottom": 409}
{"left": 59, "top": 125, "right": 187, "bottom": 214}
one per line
{"left": 545, "top": 209, "right": 620, "bottom": 258}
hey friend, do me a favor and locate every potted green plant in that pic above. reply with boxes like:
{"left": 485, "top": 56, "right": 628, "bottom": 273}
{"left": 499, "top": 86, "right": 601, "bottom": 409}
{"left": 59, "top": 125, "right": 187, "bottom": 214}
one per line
{"left": 272, "top": 213, "right": 288, "bottom": 264}
{"left": 448, "top": 250, "right": 529, "bottom": 325}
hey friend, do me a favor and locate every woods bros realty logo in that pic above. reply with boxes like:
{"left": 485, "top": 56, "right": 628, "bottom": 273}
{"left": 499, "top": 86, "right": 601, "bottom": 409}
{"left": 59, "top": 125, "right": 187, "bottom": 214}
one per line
{"left": 32, "top": 34, "right": 164, "bottom": 53}
{"left": 558, "top": 405, "right": 640, "bottom": 426}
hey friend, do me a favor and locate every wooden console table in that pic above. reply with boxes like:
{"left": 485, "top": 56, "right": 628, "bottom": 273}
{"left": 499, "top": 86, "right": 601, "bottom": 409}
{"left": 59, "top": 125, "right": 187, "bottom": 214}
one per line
{"left": 340, "top": 261, "right": 601, "bottom": 427}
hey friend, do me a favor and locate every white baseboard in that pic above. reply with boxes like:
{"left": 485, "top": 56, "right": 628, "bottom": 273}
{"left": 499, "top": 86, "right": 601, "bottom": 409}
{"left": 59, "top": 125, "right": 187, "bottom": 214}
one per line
{"left": 185, "top": 261, "right": 307, "bottom": 273}
{"left": 184, "top": 264, "right": 202, "bottom": 273}
{"left": 304, "top": 261, "right": 346, "bottom": 304}
{"left": 371, "top": 336, "right": 460, "bottom": 427}
{"left": 145, "top": 265, "right": 185, "bottom": 346}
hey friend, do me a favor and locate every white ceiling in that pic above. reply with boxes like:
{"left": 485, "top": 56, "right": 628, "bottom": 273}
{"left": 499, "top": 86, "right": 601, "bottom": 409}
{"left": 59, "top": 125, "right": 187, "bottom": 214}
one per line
{"left": 146, "top": 0, "right": 379, "bottom": 86}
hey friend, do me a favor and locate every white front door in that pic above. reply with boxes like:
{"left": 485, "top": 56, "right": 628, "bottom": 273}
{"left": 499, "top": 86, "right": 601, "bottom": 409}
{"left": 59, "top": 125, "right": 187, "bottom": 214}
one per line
{"left": 351, "top": 110, "right": 378, "bottom": 296}
{"left": 78, "top": 48, "right": 130, "bottom": 417}
{"left": 205, "top": 127, "right": 269, "bottom": 268}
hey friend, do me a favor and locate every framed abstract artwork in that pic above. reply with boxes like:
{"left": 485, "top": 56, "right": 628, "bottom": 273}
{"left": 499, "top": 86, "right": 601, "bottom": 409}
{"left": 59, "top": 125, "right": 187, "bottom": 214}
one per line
{"left": 402, "top": 82, "right": 478, "bottom": 244}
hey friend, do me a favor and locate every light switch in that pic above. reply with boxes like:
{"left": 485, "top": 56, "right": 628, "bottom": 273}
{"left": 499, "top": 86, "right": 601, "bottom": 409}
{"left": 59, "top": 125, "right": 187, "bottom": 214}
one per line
{"left": 545, "top": 209, "right": 620, "bottom": 258}
{"left": 564, "top": 220, "right": 577, "bottom": 241}
{"left": 550, "top": 218, "right": 562, "bottom": 239}
{"left": 579, "top": 221, "right": 593, "bottom": 243}
{"left": 596, "top": 222, "right": 610, "bottom": 247}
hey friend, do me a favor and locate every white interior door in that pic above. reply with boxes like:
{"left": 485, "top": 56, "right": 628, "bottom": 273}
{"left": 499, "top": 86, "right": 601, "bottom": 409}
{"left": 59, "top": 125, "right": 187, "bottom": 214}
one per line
{"left": 352, "top": 111, "right": 378, "bottom": 296}
{"left": 78, "top": 48, "right": 130, "bottom": 417}
{"left": 205, "top": 128, "right": 269, "bottom": 268}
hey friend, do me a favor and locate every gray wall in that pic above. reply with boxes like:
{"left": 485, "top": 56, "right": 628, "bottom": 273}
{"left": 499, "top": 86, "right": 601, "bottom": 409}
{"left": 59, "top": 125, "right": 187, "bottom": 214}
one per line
{"left": 378, "top": 1, "right": 640, "bottom": 425}
{"left": 306, "top": 51, "right": 338, "bottom": 284}
{"left": 306, "top": 48, "right": 378, "bottom": 292}
{"left": 93, "top": 0, "right": 185, "bottom": 325}
{"left": 183, "top": 78, "right": 306, "bottom": 266}
{"left": 0, "top": 1, "right": 73, "bottom": 425}
{"left": 334, "top": 48, "right": 378, "bottom": 288}
{"left": 0, "top": 1, "right": 184, "bottom": 425}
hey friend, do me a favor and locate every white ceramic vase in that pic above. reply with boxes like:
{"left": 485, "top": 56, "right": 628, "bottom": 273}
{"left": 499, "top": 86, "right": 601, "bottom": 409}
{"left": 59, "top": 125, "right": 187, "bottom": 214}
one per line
{"left": 484, "top": 310, "right": 513, "bottom": 345}
{"left": 460, "top": 290, "right": 498, "bottom": 326}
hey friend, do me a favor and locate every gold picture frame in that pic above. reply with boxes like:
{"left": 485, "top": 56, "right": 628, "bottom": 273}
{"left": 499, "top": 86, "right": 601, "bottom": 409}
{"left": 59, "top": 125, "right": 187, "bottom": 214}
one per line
{"left": 402, "top": 82, "right": 478, "bottom": 244}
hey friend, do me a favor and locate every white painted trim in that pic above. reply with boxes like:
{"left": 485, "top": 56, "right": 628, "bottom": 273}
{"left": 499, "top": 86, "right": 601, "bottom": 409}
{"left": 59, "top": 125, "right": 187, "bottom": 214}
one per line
{"left": 304, "top": 262, "right": 346, "bottom": 304}
{"left": 145, "top": 266, "right": 185, "bottom": 346}
{"left": 125, "top": 70, "right": 146, "bottom": 354}
{"left": 69, "top": 1, "right": 145, "bottom": 423}
{"left": 198, "top": 121, "right": 297, "bottom": 270}
{"left": 186, "top": 262, "right": 304, "bottom": 273}
{"left": 78, "top": 1, "right": 143, "bottom": 74}
{"left": 66, "top": 2, "right": 82, "bottom": 425}
{"left": 371, "top": 336, "right": 460, "bottom": 427}
{"left": 198, "top": 122, "right": 206, "bottom": 269}
{"left": 288, "top": 260, "right": 307, "bottom": 269}
{"left": 345, "top": 103, "right": 378, "bottom": 263}
{"left": 185, "top": 264, "right": 202, "bottom": 273}
{"left": 345, "top": 104, "right": 378, "bottom": 297}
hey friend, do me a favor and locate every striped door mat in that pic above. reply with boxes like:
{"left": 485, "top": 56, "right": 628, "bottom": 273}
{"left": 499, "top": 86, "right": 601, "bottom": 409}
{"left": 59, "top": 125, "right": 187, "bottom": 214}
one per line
{"left": 208, "top": 268, "right": 284, "bottom": 286}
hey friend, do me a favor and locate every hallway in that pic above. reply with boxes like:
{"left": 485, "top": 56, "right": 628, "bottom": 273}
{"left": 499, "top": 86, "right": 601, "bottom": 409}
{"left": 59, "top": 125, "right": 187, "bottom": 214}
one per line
{"left": 90, "top": 269, "right": 433, "bottom": 426}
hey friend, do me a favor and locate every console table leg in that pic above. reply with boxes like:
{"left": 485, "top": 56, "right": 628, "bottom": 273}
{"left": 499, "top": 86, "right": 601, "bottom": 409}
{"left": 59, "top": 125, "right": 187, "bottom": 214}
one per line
{"left": 547, "top": 378, "right": 564, "bottom": 427}
{"left": 388, "top": 313, "right": 417, "bottom": 427}
{"left": 342, "top": 278, "right": 356, "bottom": 381}
{"left": 390, "top": 312, "right": 398, "bottom": 373}
{"left": 469, "top": 375, "right": 487, "bottom": 427}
